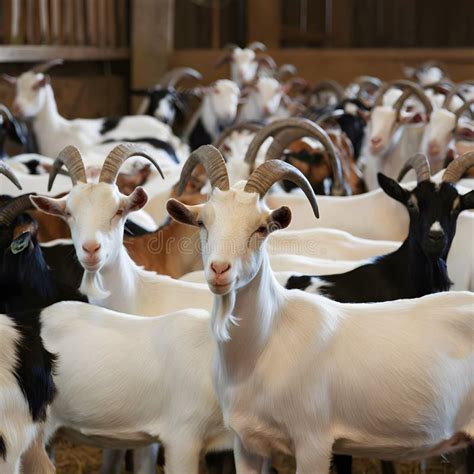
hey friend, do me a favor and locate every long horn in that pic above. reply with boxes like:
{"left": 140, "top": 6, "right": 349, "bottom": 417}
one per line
{"left": 99, "top": 144, "right": 164, "bottom": 184}
{"left": 454, "top": 98, "right": 474, "bottom": 121}
{"left": 214, "top": 123, "right": 262, "bottom": 150}
{"left": 244, "top": 118, "right": 346, "bottom": 196}
{"left": 215, "top": 53, "right": 234, "bottom": 69}
{"left": 48, "top": 145, "right": 86, "bottom": 191}
{"left": 353, "top": 75, "right": 383, "bottom": 90}
{"left": 442, "top": 152, "right": 474, "bottom": 184}
{"left": 442, "top": 82, "right": 471, "bottom": 110}
{"left": 256, "top": 54, "right": 277, "bottom": 71}
{"left": 312, "top": 80, "right": 345, "bottom": 103}
{"left": 0, "top": 161, "right": 22, "bottom": 190}
{"left": 158, "top": 67, "right": 202, "bottom": 88}
{"left": 374, "top": 79, "right": 418, "bottom": 107}
{"left": 392, "top": 81, "right": 433, "bottom": 116}
{"left": 244, "top": 160, "right": 319, "bottom": 218}
{"left": 397, "top": 153, "right": 431, "bottom": 183}
{"left": 247, "top": 41, "right": 266, "bottom": 52}
{"left": 31, "top": 58, "right": 64, "bottom": 74}
{"left": 176, "top": 145, "right": 229, "bottom": 195}
{"left": 0, "top": 104, "right": 15, "bottom": 122}
{"left": 0, "top": 194, "right": 34, "bottom": 227}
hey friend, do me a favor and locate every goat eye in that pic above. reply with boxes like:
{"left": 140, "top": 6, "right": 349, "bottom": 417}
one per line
{"left": 115, "top": 209, "right": 124, "bottom": 217}
{"left": 197, "top": 221, "right": 205, "bottom": 228}
{"left": 256, "top": 225, "right": 267, "bottom": 234}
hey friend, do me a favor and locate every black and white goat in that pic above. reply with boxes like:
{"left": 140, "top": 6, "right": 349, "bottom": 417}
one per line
{"left": 132, "top": 67, "right": 202, "bottom": 126}
{"left": 0, "top": 166, "right": 56, "bottom": 474}
{"left": 286, "top": 153, "right": 474, "bottom": 301}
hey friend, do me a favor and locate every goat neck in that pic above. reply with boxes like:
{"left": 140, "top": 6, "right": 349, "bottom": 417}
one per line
{"left": 212, "top": 252, "right": 284, "bottom": 382}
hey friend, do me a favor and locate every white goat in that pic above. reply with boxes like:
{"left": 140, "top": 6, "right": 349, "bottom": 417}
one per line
{"left": 6, "top": 60, "right": 187, "bottom": 171}
{"left": 35, "top": 300, "right": 233, "bottom": 474}
{"left": 362, "top": 81, "right": 433, "bottom": 189}
{"left": 167, "top": 146, "right": 474, "bottom": 474}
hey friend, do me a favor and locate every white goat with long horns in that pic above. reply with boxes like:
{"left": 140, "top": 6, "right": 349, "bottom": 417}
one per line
{"left": 167, "top": 145, "right": 473, "bottom": 474}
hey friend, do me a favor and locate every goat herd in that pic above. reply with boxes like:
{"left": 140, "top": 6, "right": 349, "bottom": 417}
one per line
{"left": 0, "top": 43, "right": 473, "bottom": 474}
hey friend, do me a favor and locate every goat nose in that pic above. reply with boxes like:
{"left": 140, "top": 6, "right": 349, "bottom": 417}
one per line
{"left": 12, "top": 102, "right": 21, "bottom": 116}
{"left": 370, "top": 136, "right": 382, "bottom": 145}
{"left": 82, "top": 241, "right": 101, "bottom": 255}
{"left": 211, "top": 261, "right": 231, "bottom": 275}
{"left": 428, "top": 230, "right": 444, "bottom": 242}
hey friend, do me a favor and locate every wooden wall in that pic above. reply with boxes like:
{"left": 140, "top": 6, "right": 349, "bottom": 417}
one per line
{"left": 170, "top": 48, "right": 474, "bottom": 85}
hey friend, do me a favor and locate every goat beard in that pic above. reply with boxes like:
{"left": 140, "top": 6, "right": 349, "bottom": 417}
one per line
{"left": 211, "top": 291, "right": 238, "bottom": 342}
{"left": 79, "top": 270, "right": 111, "bottom": 300}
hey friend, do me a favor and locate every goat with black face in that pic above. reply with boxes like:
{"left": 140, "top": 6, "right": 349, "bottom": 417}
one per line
{"left": 287, "top": 153, "right": 474, "bottom": 301}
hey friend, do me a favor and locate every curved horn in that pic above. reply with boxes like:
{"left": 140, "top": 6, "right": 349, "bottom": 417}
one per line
{"left": 312, "top": 80, "right": 345, "bottom": 103}
{"left": 48, "top": 145, "right": 86, "bottom": 191}
{"left": 99, "top": 144, "right": 164, "bottom": 184}
{"left": 454, "top": 98, "right": 474, "bottom": 121}
{"left": 442, "top": 82, "right": 472, "bottom": 110}
{"left": 176, "top": 145, "right": 229, "bottom": 195}
{"left": 158, "top": 67, "right": 202, "bottom": 88}
{"left": 0, "top": 194, "right": 34, "bottom": 227}
{"left": 374, "top": 79, "right": 419, "bottom": 107}
{"left": 244, "top": 160, "right": 319, "bottom": 218}
{"left": 256, "top": 54, "right": 277, "bottom": 71}
{"left": 31, "top": 58, "right": 64, "bottom": 74}
{"left": 442, "top": 151, "right": 474, "bottom": 184}
{"left": 278, "top": 64, "right": 298, "bottom": 80}
{"left": 244, "top": 118, "right": 346, "bottom": 195}
{"left": 215, "top": 53, "right": 234, "bottom": 69}
{"left": 214, "top": 123, "right": 262, "bottom": 150}
{"left": 0, "top": 161, "right": 22, "bottom": 190}
{"left": 353, "top": 75, "right": 383, "bottom": 90}
{"left": 397, "top": 153, "right": 431, "bottom": 183}
{"left": 391, "top": 81, "right": 433, "bottom": 117}
{"left": 0, "top": 104, "right": 15, "bottom": 123}
{"left": 247, "top": 41, "right": 267, "bottom": 52}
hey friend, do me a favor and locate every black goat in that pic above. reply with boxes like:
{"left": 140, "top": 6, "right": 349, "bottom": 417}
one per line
{"left": 285, "top": 153, "right": 474, "bottom": 474}
{"left": 0, "top": 104, "right": 28, "bottom": 159}
{"left": 286, "top": 153, "right": 474, "bottom": 301}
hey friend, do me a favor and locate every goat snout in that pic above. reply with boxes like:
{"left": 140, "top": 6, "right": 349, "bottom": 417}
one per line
{"left": 428, "top": 230, "right": 444, "bottom": 242}
{"left": 370, "top": 136, "right": 382, "bottom": 147}
{"left": 211, "top": 261, "right": 231, "bottom": 275}
{"left": 427, "top": 140, "right": 440, "bottom": 156}
{"left": 82, "top": 241, "right": 101, "bottom": 255}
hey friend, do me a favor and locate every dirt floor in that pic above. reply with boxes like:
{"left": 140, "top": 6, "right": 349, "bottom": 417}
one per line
{"left": 54, "top": 435, "right": 457, "bottom": 474}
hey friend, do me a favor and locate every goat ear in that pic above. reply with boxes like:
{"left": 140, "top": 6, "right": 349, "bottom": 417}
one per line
{"left": 7, "top": 117, "right": 27, "bottom": 146}
{"left": 123, "top": 186, "right": 148, "bottom": 214}
{"left": 166, "top": 198, "right": 200, "bottom": 227}
{"left": 268, "top": 206, "right": 292, "bottom": 232}
{"left": 30, "top": 195, "right": 67, "bottom": 217}
{"left": 33, "top": 76, "right": 49, "bottom": 91}
{"left": 377, "top": 173, "right": 410, "bottom": 204}
{"left": 460, "top": 190, "right": 474, "bottom": 211}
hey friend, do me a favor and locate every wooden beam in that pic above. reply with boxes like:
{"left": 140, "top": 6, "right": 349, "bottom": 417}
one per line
{"left": 247, "top": 0, "right": 281, "bottom": 48}
{"left": 0, "top": 45, "right": 130, "bottom": 61}
{"left": 131, "top": 0, "right": 174, "bottom": 110}
{"left": 331, "top": 0, "right": 352, "bottom": 47}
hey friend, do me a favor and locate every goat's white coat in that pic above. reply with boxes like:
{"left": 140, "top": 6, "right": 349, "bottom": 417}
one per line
{"left": 179, "top": 183, "right": 474, "bottom": 472}
{"left": 39, "top": 301, "right": 232, "bottom": 473}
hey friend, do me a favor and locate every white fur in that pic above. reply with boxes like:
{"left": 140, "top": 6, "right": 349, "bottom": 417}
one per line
{"left": 238, "top": 77, "right": 283, "bottom": 123}
{"left": 229, "top": 48, "right": 259, "bottom": 86}
{"left": 39, "top": 301, "right": 232, "bottom": 473}
{"left": 180, "top": 183, "right": 474, "bottom": 472}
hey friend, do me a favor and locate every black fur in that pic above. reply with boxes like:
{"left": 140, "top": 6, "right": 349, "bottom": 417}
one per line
{"left": 7, "top": 309, "right": 57, "bottom": 422}
{"left": 286, "top": 179, "right": 469, "bottom": 303}
{"left": 100, "top": 116, "right": 123, "bottom": 135}
{"left": 101, "top": 137, "right": 179, "bottom": 163}
{"left": 0, "top": 436, "right": 5, "bottom": 460}
{"left": 189, "top": 118, "right": 213, "bottom": 151}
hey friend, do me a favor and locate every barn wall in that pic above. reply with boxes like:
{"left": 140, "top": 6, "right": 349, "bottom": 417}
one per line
{"left": 170, "top": 47, "right": 474, "bottom": 84}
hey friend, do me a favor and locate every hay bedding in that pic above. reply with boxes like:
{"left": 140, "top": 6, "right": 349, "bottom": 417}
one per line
{"left": 54, "top": 434, "right": 456, "bottom": 474}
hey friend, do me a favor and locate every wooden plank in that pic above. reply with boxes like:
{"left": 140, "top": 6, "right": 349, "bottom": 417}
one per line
{"left": 11, "top": 0, "right": 23, "bottom": 44}
{"left": 131, "top": 0, "right": 174, "bottom": 110}
{"left": 170, "top": 48, "right": 474, "bottom": 84}
{"left": 74, "top": 0, "right": 86, "bottom": 46}
{"left": 106, "top": 0, "right": 116, "bottom": 47}
{"left": 39, "top": 0, "right": 50, "bottom": 44}
{"left": 0, "top": 45, "right": 130, "bottom": 61}
{"left": 247, "top": 0, "right": 281, "bottom": 48}
{"left": 25, "top": 0, "right": 35, "bottom": 44}
{"left": 116, "top": 0, "right": 128, "bottom": 47}
{"left": 50, "top": 0, "right": 61, "bottom": 44}
{"left": 85, "top": 0, "right": 98, "bottom": 46}
{"left": 97, "top": 0, "right": 107, "bottom": 47}
{"left": 331, "top": 0, "right": 352, "bottom": 47}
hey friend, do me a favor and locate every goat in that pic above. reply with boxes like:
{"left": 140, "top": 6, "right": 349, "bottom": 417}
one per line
{"left": 420, "top": 82, "right": 474, "bottom": 172}
{"left": 404, "top": 60, "right": 449, "bottom": 87}
{"left": 0, "top": 166, "right": 56, "bottom": 474}
{"left": 0, "top": 104, "right": 27, "bottom": 158}
{"left": 309, "top": 79, "right": 346, "bottom": 108}
{"left": 344, "top": 76, "right": 383, "bottom": 108}
{"left": 185, "top": 80, "right": 241, "bottom": 151}
{"left": 215, "top": 42, "right": 275, "bottom": 87}
{"left": 167, "top": 145, "right": 474, "bottom": 474}
{"left": 3, "top": 60, "right": 187, "bottom": 168}
{"left": 286, "top": 152, "right": 474, "bottom": 301}
{"left": 31, "top": 144, "right": 234, "bottom": 474}
{"left": 132, "top": 67, "right": 202, "bottom": 126}
{"left": 362, "top": 80, "right": 433, "bottom": 189}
